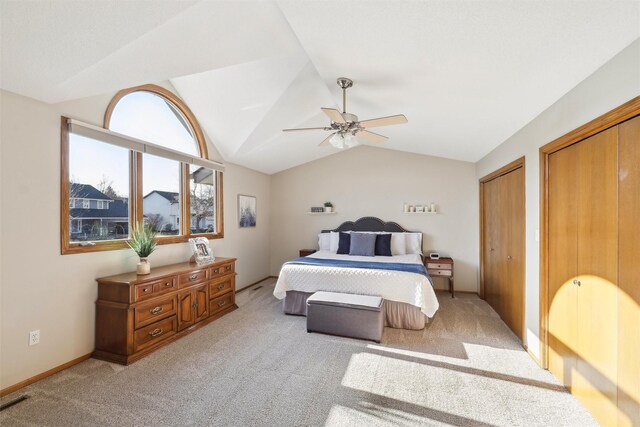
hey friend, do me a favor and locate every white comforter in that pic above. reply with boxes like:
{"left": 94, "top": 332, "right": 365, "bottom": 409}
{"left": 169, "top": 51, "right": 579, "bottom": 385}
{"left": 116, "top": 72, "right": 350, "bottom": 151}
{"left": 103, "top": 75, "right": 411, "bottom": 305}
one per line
{"left": 273, "top": 250, "right": 439, "bottom": 317}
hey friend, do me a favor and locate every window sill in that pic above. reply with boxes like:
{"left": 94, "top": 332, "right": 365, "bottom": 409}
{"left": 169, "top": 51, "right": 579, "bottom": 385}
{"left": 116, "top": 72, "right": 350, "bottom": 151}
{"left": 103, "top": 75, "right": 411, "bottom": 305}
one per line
{"left": 61, "top": 232, "right": 224, "bottom": 255}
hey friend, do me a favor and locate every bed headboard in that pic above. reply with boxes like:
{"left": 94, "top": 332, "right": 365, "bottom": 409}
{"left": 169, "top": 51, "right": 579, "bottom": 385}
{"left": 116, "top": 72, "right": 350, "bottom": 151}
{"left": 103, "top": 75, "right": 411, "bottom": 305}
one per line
{"left": 321, "top": 217, "right": 416, "bottom": 233}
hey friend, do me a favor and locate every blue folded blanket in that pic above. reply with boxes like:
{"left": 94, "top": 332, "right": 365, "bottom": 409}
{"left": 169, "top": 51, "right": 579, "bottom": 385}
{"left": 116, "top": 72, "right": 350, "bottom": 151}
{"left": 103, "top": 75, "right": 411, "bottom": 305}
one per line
{"left": 286, "top": 256, "right": 430, "bottom": 278}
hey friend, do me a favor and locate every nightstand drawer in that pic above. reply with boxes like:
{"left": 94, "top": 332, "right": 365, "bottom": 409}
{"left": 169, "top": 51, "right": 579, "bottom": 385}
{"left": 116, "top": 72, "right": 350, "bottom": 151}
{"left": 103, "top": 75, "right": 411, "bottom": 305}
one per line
{"left": 426, "top": 262, "right": 452, "bottom": 270}
{"left": 429, "top": 269, "right": 452, "bottom": 277}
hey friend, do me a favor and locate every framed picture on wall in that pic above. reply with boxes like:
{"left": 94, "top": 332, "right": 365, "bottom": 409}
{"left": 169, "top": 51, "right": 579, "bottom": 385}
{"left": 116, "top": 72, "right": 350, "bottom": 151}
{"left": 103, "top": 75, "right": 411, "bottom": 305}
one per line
{"left": 238, "top": 194, "right": 257, "bottom": 228}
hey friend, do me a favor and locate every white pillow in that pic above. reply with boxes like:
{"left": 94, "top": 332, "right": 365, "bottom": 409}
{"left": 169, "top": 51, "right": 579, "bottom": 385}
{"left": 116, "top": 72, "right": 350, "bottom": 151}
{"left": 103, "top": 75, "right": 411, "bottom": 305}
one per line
{"left": 329, "top": 231, "right": 340, "bottom": 253}
{"left": 405, "top": 232, "right": 423, "bottom": 254}
{"left": 318, "top": 233, "right": 332, "bottom": 251}
{"left": 390, "top": 233, "right": 406, "bottom": 255}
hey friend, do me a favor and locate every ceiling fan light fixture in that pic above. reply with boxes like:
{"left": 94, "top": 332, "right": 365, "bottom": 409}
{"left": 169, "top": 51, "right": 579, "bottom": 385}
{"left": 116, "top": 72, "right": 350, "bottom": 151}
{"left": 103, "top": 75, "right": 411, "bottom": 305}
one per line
{"left": 344, "top": 132, "right": 359, "bottom": 148}
{"left": 329, "top": 132, "right": 345, "bottom": 149}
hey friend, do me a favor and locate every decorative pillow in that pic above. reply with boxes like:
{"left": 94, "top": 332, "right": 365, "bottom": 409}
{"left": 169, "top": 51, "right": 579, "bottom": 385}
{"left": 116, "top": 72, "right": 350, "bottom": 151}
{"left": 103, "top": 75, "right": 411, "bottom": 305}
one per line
{"left": 375, "top": 233, "right": 392, "bottom": 256}
{"left": 390, "top": 233, "right": 407, "bottom": 255}
{"left": 337, "top": 232, "right": 351, "bottom": 254}
{"left": 405, "top": 232, "right": 423, "bottom": 254}
{"left": 318, "top": 233, "right": 331, "bottom": 251}
{"left": 349, "top": 232, "right": 376, "bottom": 257}
{"left": 329, "top": 231, "right": 340, "bottom": 252}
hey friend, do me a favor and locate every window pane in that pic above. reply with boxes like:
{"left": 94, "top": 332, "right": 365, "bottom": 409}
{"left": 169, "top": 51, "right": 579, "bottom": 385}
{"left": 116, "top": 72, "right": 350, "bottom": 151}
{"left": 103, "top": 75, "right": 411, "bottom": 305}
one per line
{"left": 143, "top": 154, "right": 181, "bottom": 236}
{"left": 68, "top": 134, "right": 130, "bottom": 242}
{"left": 109, "top": 91, "right": 199, "bottom": 156}
{"left": 190, "top": 167, "right": 216, "bottom": 234}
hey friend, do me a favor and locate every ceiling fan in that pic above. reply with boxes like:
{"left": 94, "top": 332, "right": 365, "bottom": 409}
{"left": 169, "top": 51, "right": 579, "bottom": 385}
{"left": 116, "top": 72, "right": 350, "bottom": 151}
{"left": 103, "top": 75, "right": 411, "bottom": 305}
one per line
{"left": 282, "top": 77, "right": 408, "bottom": 149}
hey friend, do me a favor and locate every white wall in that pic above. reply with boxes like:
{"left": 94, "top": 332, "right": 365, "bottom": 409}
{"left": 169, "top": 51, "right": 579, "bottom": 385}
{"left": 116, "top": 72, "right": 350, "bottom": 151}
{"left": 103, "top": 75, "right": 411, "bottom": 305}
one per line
{"left": 269, "top": 145, "right": 479, "bottom": 293}
{"left": 476, "top": 39, "right": 640, "bottom": 360}
{"left": 0, "top": 85, "right": 271, "bottom": 389}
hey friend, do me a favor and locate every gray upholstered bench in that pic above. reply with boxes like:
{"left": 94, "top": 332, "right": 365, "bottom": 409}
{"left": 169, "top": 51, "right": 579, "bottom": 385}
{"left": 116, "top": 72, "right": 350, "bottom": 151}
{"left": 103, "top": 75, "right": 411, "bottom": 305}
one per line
{"left": 306, "top": 292, "right": 384, "bottom": 343}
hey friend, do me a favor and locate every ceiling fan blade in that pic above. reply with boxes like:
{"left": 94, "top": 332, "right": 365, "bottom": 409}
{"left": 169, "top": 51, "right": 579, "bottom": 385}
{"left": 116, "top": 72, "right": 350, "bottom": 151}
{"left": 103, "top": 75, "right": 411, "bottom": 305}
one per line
{"left": 358, "top": 114, "right": 407, "bottom": 128}
{"left": 357, "top": 130, "right": 388, "bottom": 144}
{"left": 282, "top": 127, "right": 330, "bottom": 132}
{"left": 319, "top": 133, "right": 334, "bottom": 147}
{"left": 321, "top": 108, "right": 347, "bottom": 124}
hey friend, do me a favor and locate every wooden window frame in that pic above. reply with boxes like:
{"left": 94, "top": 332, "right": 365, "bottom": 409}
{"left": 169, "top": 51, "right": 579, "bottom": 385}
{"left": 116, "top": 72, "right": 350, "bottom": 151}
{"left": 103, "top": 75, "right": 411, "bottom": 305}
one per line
{"left": 61, "top": 84, "right": 224, "bottom": 255}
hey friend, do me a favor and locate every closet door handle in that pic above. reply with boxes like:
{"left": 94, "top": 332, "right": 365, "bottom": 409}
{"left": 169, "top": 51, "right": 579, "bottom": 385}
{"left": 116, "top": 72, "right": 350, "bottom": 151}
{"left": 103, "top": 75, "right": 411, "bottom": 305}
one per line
{"left": 507, "top": 255, "right": 512, "bottom": 260}
{"left": 489, "top": 248, "right": 495, "bottom": 252}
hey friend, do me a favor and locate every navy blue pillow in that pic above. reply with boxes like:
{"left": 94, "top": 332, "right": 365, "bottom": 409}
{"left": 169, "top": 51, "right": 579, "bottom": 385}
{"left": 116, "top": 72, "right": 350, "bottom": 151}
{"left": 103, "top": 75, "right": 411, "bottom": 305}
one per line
{"left": 375, "top": 233, "right": 392, "bottom": 256}
{"left": 337, "top": 232, "right": 351, "bottom": 254}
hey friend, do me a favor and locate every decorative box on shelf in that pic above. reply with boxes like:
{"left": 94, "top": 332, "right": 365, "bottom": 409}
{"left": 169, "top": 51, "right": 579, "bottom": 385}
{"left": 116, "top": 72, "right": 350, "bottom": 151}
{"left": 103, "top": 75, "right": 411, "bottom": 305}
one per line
{"left": 403, "top": 202, "right": 437, "bottom": 214}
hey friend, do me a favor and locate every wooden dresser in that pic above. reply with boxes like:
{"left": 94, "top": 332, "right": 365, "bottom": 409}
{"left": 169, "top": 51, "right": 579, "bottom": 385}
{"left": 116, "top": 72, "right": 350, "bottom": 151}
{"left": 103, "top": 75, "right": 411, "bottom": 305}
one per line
{"left": 94, "top": 257, "right": 237, "bottom": 365}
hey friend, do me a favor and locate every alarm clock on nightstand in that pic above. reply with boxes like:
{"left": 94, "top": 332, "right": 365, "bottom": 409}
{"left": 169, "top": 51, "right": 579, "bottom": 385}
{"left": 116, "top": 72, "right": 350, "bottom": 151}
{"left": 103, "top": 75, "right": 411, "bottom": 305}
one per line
{"left": 429, "top": 253, "right": 441, "bottom": 260}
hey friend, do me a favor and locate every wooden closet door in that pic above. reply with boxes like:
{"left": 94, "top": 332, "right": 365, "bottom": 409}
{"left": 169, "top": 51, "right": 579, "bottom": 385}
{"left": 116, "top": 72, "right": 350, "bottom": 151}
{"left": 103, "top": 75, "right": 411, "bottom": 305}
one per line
{"left": 574, "top": 127, "right": 619, "bottom": 423}
{"left": 505, "top": 167, "right": 525, "bottom": 340}
{"left": 617, "top": 116, "right": 640, "bottom": 427}
{"left": 482, "top": 178, "right": 501, "bottom": 313}
{"left": 498, "top": 174, "right": 512, "bottom": 329}
{"left": 548, "top": 143, "right": 579, "bottom": 388}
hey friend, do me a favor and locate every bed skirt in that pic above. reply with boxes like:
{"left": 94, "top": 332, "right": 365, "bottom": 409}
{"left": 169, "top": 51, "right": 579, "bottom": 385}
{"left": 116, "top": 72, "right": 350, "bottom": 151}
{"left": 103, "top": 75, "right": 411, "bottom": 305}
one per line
{"left": 283, "top": 290, "right": 426, "bottom": 330}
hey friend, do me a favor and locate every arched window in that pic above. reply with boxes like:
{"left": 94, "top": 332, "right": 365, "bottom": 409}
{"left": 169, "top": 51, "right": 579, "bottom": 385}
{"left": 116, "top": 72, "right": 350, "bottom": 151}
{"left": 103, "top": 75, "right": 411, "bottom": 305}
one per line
{"left": 61, "top": 84, "right": 223, "bottom": 254}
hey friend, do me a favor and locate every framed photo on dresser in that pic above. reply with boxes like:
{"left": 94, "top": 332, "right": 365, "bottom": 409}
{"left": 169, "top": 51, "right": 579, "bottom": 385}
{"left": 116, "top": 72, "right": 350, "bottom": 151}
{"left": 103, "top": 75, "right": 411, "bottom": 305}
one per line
{"left": 189, "top": 237, "right": 215, "bottom": 265}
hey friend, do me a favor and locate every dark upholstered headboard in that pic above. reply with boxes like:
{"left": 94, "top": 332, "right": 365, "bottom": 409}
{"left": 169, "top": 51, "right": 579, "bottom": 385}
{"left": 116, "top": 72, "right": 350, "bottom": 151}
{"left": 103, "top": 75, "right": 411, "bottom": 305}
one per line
{"left": 321, "top": 217, "right": 416, "bottom": 233}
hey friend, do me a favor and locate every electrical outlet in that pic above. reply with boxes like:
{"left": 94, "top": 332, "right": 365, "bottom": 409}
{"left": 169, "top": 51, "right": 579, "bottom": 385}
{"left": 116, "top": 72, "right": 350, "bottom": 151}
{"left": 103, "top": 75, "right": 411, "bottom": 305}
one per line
{"left": 29, "top": 330, "right": 40, "bottom": 346}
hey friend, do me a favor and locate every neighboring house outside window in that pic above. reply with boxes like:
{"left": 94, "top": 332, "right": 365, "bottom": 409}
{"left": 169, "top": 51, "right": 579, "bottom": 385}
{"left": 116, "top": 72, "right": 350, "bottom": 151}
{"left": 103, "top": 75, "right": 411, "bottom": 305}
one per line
{"left": 69, "top": 183, "right": 127, "bottom": 242}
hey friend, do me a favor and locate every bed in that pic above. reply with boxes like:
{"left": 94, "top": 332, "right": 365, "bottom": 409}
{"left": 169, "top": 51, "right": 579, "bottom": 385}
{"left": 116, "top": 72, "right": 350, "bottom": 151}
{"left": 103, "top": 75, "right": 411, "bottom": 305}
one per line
{"left": 273, "top": 217, "right": 439, "bottom": 330}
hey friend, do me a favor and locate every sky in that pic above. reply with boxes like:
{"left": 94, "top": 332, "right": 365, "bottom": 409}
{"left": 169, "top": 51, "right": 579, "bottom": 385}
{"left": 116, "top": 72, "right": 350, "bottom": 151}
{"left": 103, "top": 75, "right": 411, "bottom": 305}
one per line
{"left": 69, "top": 91, "right": 199, "bottom": 198}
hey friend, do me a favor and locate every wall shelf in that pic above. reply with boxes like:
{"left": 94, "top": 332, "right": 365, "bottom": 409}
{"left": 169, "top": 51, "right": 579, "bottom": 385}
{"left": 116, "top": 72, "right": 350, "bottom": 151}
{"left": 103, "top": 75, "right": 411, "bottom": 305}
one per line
{"left": 403, "top": 211, "right": 437, "bottom": 215}
{"left": 307, "top": 211, "right": 338, "bottom": 215}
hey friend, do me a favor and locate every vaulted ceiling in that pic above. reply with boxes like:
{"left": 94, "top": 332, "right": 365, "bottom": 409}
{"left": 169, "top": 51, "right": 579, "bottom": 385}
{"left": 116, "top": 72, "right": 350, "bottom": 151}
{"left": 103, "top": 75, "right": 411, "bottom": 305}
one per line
{"left": 2, "top": 1, "right": 639, "bottom": 174}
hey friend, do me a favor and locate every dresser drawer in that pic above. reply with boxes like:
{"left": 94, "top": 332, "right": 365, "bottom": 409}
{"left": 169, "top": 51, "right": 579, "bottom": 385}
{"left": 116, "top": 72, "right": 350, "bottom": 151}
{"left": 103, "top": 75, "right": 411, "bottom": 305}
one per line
{"left": 426, "top": 262, "right": 452, "bottom": 270}
{"left": 429, "top": 269, "right": 452, "bottom": 277}
{"left": 209, "top": 292, "right": 234, "bottom": 316}
{"left": 178, "top": 269, "right": 208, "bottom": 288}
{"left": 134, "top": 277, "right": 177, "bottom": 302}
{"left": 134, "top": 295, "right": 177, "bottom": 329}
{"left": 133, "top": 316, "right": 177, "bottom": 353}
{"left": 210, "top": 262, "right": 234, "bottom": 279}
{"left": 209, "top": 276, "right": 234, "bottom": 299}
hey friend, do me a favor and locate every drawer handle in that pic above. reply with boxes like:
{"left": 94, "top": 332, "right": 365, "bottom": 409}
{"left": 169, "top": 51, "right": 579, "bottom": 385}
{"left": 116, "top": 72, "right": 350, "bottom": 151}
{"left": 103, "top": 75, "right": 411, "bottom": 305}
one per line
{"left": 217, "top": 284, "right": 225, "bottom": 290}
{"left": 225, "top": 266, "right": 231, "bottom": 271}
{"left": 164, "top": 282, "right": 172, "bottom": 287}
{"left": 149, "top": 328, "right": 163, "bottom": 337}
{"left": 143, "top": 288, "right": 150, "bottom": 292}
{"left": 189, "top": 274, "right": 198, "bottom": 280}
{"left": 218, "top": 300, "right": 226, "bottom": 307}
{"left": 213, "top": 269, "right": 219, "bottom": 274}
{"left": 150, "top": 306, "right": 163, "bottom": 315}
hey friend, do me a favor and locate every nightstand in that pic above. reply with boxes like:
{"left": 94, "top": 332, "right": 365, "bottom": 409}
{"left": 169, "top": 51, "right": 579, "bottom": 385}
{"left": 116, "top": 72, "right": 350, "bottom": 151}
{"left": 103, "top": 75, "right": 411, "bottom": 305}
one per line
{"left": 425, "top": 257, "right": 454, "bottom": 298}
{"left": 299, "top": 249, "right": 317, "bottom": 257}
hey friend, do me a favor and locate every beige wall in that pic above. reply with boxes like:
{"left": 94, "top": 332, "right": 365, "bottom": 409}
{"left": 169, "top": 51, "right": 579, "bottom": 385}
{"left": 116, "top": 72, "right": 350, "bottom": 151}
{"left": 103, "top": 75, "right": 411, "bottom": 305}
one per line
{"left": 476, "top": 39, "right": 640, "bottom": 360}
{"left": 269, "top": 145, "right": 479, "bottom": 292}
{"left": 0, "top": 86, "right": 271, "bottom": 389}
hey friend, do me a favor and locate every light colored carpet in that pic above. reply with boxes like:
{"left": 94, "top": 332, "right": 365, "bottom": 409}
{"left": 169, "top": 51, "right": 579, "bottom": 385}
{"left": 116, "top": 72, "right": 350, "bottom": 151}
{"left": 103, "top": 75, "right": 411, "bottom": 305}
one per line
{"left": 1, "top": 279, "right": 597, "bottom": 426}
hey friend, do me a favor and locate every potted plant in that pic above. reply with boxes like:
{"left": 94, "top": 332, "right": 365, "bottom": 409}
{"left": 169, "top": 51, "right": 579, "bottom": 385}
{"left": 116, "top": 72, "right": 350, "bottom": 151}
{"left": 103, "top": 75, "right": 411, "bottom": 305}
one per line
{"left": 128, "top": 224, "right": 158, "bottom": 275}
{"left": 324, "top": 201, "right": 333, "bottom": 213}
